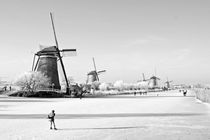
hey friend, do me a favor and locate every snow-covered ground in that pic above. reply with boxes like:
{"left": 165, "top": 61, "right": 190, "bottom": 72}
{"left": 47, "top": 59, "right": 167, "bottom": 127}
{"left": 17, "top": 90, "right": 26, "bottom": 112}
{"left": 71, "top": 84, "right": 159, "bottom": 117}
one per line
{"left": 0, "top": 90, "right": 210, "bottom": 140}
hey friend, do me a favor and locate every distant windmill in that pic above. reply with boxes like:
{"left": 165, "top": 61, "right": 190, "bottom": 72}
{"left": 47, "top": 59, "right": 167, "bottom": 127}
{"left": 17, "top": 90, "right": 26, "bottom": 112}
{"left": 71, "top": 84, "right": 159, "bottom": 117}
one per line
{"left": 165, "top": 77, "right": 173, "bottom": 89}
{"left": 86, "top": 57, "right": 106, "bottom": 84}
{"left": 148, "top": 76, "right": 160, "bottom": 89}
{"left": 148, "top": 68, "right": 160, "bottom": 89}
{"left": 32, "top": 13, "right": 76, "bottom": 93}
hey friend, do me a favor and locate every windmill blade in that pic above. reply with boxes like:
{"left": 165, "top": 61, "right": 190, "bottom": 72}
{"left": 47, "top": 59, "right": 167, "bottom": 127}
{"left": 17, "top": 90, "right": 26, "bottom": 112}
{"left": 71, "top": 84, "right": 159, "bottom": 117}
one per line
{"left": 50, "top": 13, "right": 59, "bottom": 49}
{"left": 156, "top": 77, "right": 160, "bottom": 80}
{"left": 92, "top": 57, "right": 99, "bottom": 81}
{"left": 95, "top": 71, "right": 99, "bottom": 81}
{"left": 86, "top": 75, "right": 89, "bottom": 84}
{"left": 92, "top": 57, "right": 97, "bottom": 72}
{"left": 32, "top": 54, "right": 36, "bottom": 71}
{"left": 61, "top": 49, "right": 77, "bottom": 57}
{"left": 142, "top": 73, "right": 146, "bottom": 81}
{"left": 50, "top": 12, "right": 70, "bottom": 91}
{"left": 97, "top": 70, "right": 106, "bottom": 74}
{"left": 37, "top": 47, "right": 77, "bottom": 57}
{"left": 33, "top": 56, "right": 40, "bottom": 71}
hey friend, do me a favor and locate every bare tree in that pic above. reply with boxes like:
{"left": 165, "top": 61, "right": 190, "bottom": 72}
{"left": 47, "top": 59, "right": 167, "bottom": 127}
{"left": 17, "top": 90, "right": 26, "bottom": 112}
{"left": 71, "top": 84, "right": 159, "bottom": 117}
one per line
{"left": 91, "top": 81, "right": 100, "bottom": 90}
{"left": 15, "top": 71, "right": 50, "bottom": 93}
{"left": 99, "top": 82, "right": 109, "bottom": 91}
{"left": 114, "top": 80, "right": 125, "bottom": 91}
{"left": 61, "top": 76, "right": 75, "bottom": 88}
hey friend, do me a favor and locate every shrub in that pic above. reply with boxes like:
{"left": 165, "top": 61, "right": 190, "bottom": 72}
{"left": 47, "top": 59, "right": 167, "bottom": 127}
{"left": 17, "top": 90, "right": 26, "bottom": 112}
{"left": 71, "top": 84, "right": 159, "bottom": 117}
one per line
{"left": 15, "top": 71, "right": 50, "bottom": 93}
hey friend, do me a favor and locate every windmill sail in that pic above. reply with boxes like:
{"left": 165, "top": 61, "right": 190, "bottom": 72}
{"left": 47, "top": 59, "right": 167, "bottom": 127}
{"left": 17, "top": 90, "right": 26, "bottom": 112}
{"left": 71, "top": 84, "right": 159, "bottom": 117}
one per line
{"left": 98, "top": 70, "right": 106, "bottom": 74}
{"left": 50, "top": 12, "right": 70, "bottom": 93}
{"left": 92, "top": 57, "right": 99, "bottom": 81}
{"left": 61, "top": 49, "right": 77, "bottom": 57}
{"left": 86, "top": 58, "right": 106, "bottom": 84}
{"left": 142, "top": 73, "right": 145, "bottom": 81}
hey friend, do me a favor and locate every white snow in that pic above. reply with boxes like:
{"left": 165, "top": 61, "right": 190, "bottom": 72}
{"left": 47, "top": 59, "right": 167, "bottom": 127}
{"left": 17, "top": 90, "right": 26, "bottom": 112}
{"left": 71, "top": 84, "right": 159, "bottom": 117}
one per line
{"left": 0, "top": 90, "right": 210, "bottom": 140}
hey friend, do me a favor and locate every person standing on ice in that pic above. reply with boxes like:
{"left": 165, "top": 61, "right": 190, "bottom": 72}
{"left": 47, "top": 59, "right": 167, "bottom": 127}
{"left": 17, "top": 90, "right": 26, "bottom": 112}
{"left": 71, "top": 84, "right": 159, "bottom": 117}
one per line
{"left": 48, "top": 110, "right": 57, "bottom": 130}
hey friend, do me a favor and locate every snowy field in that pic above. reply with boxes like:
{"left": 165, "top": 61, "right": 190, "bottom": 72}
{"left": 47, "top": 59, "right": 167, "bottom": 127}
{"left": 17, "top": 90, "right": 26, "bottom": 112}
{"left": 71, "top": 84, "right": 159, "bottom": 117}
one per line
{"left": 0, "top": 90, "right": 210, "bottom": 140}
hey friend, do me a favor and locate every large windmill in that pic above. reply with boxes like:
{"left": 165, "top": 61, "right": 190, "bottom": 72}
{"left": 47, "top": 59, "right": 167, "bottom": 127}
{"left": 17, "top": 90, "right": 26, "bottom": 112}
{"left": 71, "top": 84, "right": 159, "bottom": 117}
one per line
{"left": 32, "top": 13, "right": 76, "bottom": 94}
{"left": 86, "top": 58, "right": 106, "bottom": 84}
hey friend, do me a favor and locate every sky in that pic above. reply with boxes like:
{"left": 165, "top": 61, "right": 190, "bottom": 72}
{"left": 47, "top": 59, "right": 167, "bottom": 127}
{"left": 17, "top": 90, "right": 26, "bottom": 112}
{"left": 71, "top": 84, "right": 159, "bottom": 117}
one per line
{"left": 0, "top": 0, "right": 210, "bottom": 85}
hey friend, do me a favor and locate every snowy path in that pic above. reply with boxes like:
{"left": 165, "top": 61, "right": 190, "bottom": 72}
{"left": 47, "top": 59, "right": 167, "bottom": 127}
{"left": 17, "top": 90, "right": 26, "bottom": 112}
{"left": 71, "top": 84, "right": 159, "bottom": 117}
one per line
{"left": 0, "top": 90, "right": 210, "bottom": 140}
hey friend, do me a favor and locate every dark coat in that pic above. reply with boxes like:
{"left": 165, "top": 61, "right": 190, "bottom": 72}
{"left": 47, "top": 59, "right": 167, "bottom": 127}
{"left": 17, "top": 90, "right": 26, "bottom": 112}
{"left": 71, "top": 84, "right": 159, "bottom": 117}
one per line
{"left": 48, "top": 112, "right": 55, "bottom": 121}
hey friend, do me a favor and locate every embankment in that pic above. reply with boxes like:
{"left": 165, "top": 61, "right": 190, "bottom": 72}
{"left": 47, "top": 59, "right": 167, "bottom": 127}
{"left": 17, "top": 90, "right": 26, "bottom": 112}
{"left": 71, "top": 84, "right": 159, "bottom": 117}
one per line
{"left": 194, "top": 88, "right": 210, "bottom": 103}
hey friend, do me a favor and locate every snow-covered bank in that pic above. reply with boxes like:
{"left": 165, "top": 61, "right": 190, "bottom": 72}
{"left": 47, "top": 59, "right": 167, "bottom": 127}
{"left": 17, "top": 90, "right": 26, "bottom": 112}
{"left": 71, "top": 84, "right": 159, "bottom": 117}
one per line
{"left": 194, "top": 89, "right": 210, "bottom": 103}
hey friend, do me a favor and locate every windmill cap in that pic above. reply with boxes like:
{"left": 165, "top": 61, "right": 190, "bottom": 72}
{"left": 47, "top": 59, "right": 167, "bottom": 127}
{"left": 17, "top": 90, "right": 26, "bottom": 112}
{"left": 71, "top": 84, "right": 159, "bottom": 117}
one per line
{"left": 36, "top": 46, "right": 58, "bottom": 56}
{"left": 87, "top": 71, "right": 97, "bottom": 75}
{"left": 150, "top": 76, "right": 160, "bottom": 80}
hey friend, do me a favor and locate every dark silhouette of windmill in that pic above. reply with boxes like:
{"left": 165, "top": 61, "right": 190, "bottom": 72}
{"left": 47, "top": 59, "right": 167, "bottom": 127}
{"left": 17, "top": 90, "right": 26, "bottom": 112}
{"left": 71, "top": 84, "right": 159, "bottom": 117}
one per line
{"left": 86, "top": 58, "right": 106, "bottom": 84}
{"left": 148, "top": 76, "right": 160, "bottom": 89}
{"left": 32, "top": 13, "right": 76, "bottom": 93}
{"left": 165, "top": 77, "right": 173, "bottom": 89}
{"left": 148, "top": 68, "right": 160, "bottom": 89}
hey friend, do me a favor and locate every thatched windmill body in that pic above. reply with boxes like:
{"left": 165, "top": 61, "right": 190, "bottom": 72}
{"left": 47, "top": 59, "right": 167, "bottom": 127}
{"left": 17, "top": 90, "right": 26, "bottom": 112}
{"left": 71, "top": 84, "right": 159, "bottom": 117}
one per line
{"left": 32, "top": 13, "right": 76, "bottom": 93}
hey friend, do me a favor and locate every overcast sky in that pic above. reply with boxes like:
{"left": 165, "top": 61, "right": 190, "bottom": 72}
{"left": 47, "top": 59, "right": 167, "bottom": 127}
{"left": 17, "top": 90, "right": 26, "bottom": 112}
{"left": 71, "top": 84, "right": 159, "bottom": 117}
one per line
{"left": 0, "top": 0, "right": 210, "bottom": 85}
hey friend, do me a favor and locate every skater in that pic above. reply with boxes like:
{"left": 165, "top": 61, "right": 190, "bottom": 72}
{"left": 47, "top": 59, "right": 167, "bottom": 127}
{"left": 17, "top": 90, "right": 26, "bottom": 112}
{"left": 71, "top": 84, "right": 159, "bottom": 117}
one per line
{"left": 48, "top": 110, "right": 57, "bottom": 130}
{"left": 4, "top": 86, "right": 7, "bottom": 91}
{"left": 183, "top": 90, "right": 187, "bottom": 96}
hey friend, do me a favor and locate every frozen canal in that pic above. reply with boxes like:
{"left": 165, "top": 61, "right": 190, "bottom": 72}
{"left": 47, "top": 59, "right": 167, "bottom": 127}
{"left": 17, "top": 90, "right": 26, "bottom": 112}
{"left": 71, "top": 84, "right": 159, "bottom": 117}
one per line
{"left": 0, "top": 90, "right": 210, "bottom": 140}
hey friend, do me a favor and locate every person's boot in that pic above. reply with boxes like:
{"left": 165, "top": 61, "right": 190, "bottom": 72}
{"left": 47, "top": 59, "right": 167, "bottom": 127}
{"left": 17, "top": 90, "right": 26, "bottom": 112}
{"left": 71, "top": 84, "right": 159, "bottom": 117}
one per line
{"left": 50, "top": 127, "right": 52, "bottom": 129}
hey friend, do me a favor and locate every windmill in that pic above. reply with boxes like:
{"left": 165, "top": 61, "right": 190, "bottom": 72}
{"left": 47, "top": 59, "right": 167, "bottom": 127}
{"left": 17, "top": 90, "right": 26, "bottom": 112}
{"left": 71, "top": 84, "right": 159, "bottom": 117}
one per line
{"left": 165, "top": 77, "right": 173, "bottom": 89}
{"left": 148, "top": 76, "right": 160, "bottom": 89}
{"left": 32, "top": 13, "right": 76, "bottom": 94}
{"left": 86, "top": 57, "right": 106, "bottom": 84}
{"left": 148, "top": 68, "right": 160, "bottom": 89}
